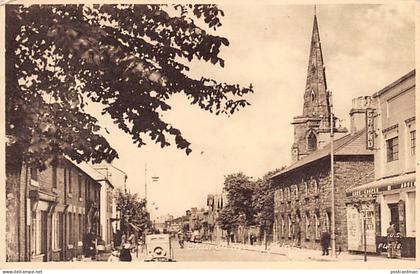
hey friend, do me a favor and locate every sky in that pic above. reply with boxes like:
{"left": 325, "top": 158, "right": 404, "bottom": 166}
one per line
{"left": 88, "top": 3, "right": 415, "bottom": 219}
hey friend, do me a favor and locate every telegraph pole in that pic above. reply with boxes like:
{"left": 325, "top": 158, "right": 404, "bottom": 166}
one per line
{"left": 329, "top": 91, "right": 336, "bottom": 257}
{"left": 144, "top": 163, "right": 148, "bottom": 209}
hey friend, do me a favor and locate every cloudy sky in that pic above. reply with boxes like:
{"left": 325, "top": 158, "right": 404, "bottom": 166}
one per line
{"left": 91, "top": 3, "right": 415, "bottom": 218}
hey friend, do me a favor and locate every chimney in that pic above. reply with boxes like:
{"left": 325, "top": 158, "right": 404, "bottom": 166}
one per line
{"left": 349, "top": 96, "right": 375, "bottom": 134}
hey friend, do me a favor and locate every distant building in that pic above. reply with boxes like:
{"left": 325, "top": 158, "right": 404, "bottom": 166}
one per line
{"left": 270, "top": 13, "right": 374, "bottom": 252}
{"left": 346, "top": 70, "right": 416, "bottom": 258}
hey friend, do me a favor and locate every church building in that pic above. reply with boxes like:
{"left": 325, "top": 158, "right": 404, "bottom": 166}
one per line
{"left": 270, "top": 12, "right": 374, "bottom": 252}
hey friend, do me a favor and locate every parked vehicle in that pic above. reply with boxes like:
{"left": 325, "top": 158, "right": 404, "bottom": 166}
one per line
{"left": 144, "top": 233, "right": 174, "bottom": 262}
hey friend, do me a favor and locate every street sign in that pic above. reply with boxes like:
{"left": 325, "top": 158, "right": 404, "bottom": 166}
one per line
{"left": 366, "top": 108, "right": 375, "bottom": 150}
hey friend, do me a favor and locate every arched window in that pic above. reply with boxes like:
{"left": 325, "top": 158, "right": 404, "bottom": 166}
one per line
{"left": 310, "top": 89, "right": 316, "bottom": 102}
{"left": 305, "top": 212, "right": 311, "bottom": 240}
{"left": 325, "top": 211, "right": 331, "bottom": 232}
{"left": 315, "top": 212, "right": 321, "bottom": 240}
{"left": 307, "top": 131, "right": 317, "bottom": 151}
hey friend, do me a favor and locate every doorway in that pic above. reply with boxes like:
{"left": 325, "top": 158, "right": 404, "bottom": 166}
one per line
{"left": 388, "top": 203, "right": 400, "bottom": 232}
{"left": 40, "top": 210, "right": 48, "bottom": 262}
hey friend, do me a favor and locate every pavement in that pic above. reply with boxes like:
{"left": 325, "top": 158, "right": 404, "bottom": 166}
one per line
{"left": 76, "top": 239, "right": 415, "bottom": 262}
{"left": 203, "top": 241, "right": 415, "bottom": 262}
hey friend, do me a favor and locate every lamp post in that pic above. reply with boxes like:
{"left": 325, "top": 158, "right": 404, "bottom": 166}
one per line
{"left": 329, "top": 90, "right": 336, "bottom": 257}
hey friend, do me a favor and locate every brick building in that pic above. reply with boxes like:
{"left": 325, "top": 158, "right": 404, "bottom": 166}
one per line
{"left": 346, "top": 70, "right": 416, "bottom": 258}
{"left": 270, "top": 13, "right": 374, "bottom": 252}
{"left": 5, "top": 156, "right": 102, "bottom": 262}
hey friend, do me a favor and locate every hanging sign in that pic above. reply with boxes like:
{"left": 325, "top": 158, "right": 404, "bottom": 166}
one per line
{"left": 366, "top": 108, "right": 375, "bottom": 150}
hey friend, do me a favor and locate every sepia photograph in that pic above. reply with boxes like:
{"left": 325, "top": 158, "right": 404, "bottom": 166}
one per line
{"left": 1, "top": 0, "right": 418, "bottom": 268}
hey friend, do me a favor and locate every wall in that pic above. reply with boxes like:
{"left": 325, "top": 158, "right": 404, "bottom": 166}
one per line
{"left": 273, "top": 156, "right": 374, "bottom": 251}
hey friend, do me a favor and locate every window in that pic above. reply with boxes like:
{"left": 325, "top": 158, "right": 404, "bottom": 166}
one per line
{"left": 52, "top": 164, "right": 57, "bottom": 188}
{"left": 314, "top": 179, "right": 319, "bottom": 194}
{"left": 281, "top": 215, "right": 285, "bottom": 238}
{"left": 30, "top": 168, "right": 38, "bottom": 181}
{"left": 279, "top": 189, "right": 284, "bottom": 202}
{"left": 68, "top": 169, "right": 72, "bottom": 193}
{"left": 288, "top": 215, "right": 292, "bottom": 238}
{"left": 294, "top": 185, "right": 299, "bottom": 200}
{"left": 305, "top": 213, "right": 310, "bottom": 240}
{"left": 304, "top": 181, "right": 308, "bottom": 196}
{"left": 386, "top": 137, "right": 399, "bottom": 162}
{"left": 410, "top": 130, "right": 416, "bottom": 155}
{"left": 307, "top": 132, "right": 317, "bottom": 151}
{"left": 78, "top": 175, "right": 82, "bottom": 198}
{"left": 325, "top": 212, "right": 331, "bottom": 232}
{"left": 79, "top": 214, "right": 83, "bottom": 242}
{"left": 315, "top": 213, "right": 321, "bottom": 240}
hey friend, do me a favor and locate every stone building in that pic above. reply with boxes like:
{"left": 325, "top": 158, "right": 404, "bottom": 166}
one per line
{"left": 291, "top": 13, "right": 347, "bottom": 163}
{"left": 6, "top": 156, "right": 102, "bottom": 262}
{"left": 270, "top": 13, "right": 374, "bottom": 252}
{"left": 346, "top": 70, "right": 416, "bottom": 258}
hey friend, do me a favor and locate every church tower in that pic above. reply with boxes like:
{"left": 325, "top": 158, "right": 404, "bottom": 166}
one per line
{"left": 291, "top": 11, "right": 348, "bottom": 163}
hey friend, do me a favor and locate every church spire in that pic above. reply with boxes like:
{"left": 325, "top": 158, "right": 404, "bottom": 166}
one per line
{"left": 302, "top": 11, "right": 330, "bottom": 118}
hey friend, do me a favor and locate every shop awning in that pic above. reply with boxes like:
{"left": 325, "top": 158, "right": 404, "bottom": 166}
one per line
{"left": 346, "top": 172, "right": 415, "bottom": 198}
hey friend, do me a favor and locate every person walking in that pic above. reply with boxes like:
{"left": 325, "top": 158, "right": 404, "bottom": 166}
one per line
{"left": 119, "top": 240, "right": 133, "bottom": 262}
{"left": 320, "top": 228, "right": 331, "bottom": 256}
{"left": 387, "top": 222, "right": 397, "bottom": 258}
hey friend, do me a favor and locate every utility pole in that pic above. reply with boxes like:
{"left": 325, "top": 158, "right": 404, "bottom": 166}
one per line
{"left": 329, "top": 91, "right": 336, "bottom": 257}
{"left": 144, "top": 163, "right": 147, "bottom": 207}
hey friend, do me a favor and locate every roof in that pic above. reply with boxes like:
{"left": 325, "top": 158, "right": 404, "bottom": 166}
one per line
{"left": 372, "top": 69, "right": 415, "bottom": 98}
{"left": 64, "top": 156, "right": 107, "bottom": 182}
{"left": 271, "top": 129, "right": 373, "bottom": 180}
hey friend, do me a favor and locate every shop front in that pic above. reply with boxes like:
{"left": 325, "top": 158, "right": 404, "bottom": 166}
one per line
{"left": 346, "top": 173, "right": 416, "bottom": 258}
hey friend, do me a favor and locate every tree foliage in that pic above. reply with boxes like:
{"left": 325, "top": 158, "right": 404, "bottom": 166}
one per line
{"left": 252, "top": 168, "right": 284, "bottom": 232}
{"left": 115, "top": 189, "right": 150, "bottom": 234}
{"left": 6, "top": 4, "right": 253, "bottom": 172}
{"left": 218, "top": 172, "right": 255, "bottom": 230}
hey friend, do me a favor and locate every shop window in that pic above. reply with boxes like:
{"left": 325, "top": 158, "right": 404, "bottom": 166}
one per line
{"left": 410, "top": 130, "right": 416, "bottom": 155}
{"left": 386, "top": 137, "right": 399, "bottom": 162}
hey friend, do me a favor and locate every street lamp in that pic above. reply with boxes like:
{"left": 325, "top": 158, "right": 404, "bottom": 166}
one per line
{"left": 328, "top": 90, "right": 336, "bottom": 257}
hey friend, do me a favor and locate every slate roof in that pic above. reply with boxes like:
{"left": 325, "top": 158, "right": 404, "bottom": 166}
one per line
{"left": 270, "top": 129, "right": 373, "bottom": 180}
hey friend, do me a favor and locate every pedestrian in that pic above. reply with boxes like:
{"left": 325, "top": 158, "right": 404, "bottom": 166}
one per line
{"left": 119, "top": 240, "right": 133, "bottom": 262}
{"left": 387, "top": 222, "right": 397, "bottom": 258}
{"left": 107, "top": 249, "right": 120, "bottom": 262}
{"left": 295, "top": 223, "right": 302, "bottom": 248}
{"left": 320, "top": 228, "right": 331, "bottom": 256}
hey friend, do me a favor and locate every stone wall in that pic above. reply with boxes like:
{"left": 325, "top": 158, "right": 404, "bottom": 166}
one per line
{"left": 273, "top": 156, "right": 374, "bottom": 251}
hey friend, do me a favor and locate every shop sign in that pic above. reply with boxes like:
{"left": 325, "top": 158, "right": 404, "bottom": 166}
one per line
{"left": 366, "top": 108, "right": 375, "bottom": 150}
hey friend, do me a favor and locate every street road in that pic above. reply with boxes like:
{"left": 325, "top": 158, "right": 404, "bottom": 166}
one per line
{"left": 168, "top": 239, "right": 288, "bottom": 262}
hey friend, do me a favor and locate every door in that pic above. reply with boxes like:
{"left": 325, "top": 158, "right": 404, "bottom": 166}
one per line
{"left": 389, "top": 203, "right": 400, "bottom": 232}
{"left": 40, "top": 210, "right": 48, "bottom": 262}
{"left": 58, "top": 213, "right": 64, "bottom": 260}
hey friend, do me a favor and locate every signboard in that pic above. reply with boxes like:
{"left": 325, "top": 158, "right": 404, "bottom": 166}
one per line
{"left": 346, "top": 204, "right": 376, "bottom": 252}
{"left": 366, "top": 108, "right": 375, "bottom": 150}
